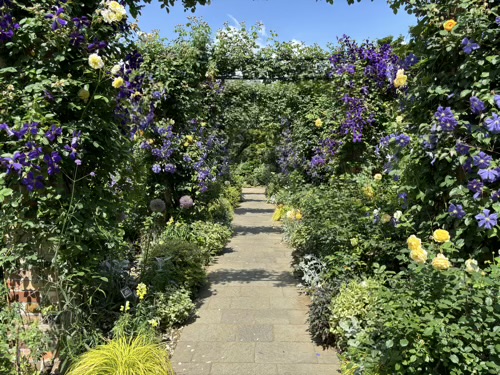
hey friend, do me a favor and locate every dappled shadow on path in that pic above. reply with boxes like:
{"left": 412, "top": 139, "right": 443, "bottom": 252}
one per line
{"left": 232, "top": 225, "right": 282, "bottom": 235}
{"left": 234, "top": 207, "right": 275, "bottom": 215}
{"left": 207, "top": 268, "right": 296, "bottom": 287}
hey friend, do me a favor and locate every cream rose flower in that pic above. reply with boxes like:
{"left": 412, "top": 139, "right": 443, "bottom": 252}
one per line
{"left": 407, "top": 235, "right": 421, "bottom": 251}
{"left": 374, "top": 173, "right": 382, "bottom": 181}
{"left": 112, "top": 77, "right": 124, "bottom": 88}
{"left": 465, "top": 259, "right": 480, "bottom": 274}
{"left": 393, "top": 69, "right": 407, "bottom": 88}
{"left": 315, "top": 118, "right": 323, "bottom": 128}
{"left": 88, "top": 53, "right": 104, "bottom": 69}
{"left": 410, "top": 247, "right": 428, "bottom": 264}
{"left": 432, "top": 253, "right": 452, "bottom": 271}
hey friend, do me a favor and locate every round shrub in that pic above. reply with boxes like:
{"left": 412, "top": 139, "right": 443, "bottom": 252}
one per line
{"left": 155, "top": 287, "right": 195, "bottom": 327}
{"left": 142, "top": 239, "right": 207, "bottom": 293}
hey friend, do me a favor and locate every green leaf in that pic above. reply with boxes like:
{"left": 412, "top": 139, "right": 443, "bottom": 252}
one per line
{"left": 450, "top": 354, "right": 459, "bottom": 363}
{"left": 386, "top": 339, "right": 394, "bottom": 348}
{"left": 400, "top": 339, "right": 409, "bottom": 347}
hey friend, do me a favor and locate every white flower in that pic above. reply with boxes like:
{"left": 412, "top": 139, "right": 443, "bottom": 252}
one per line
{"left": 465, "top": 259, "right": 480, "bottom": 274}
{"left": 373, "top": 208, "right": 380, "bottom": 216}
{"left": 88, "top": 53, "right": 104, "bottom": 69}
{"left": 111, "top": 63, "right": 122, "bottom": 75}
{"left": 393, "top": 210, "right": 403, "bottom": 221}
{"left": 102, "top": 1, "right": 126, "bottom": 23}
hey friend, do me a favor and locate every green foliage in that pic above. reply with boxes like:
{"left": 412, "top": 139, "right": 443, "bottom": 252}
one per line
{"left": 188, "top": 221, "right": 232, "bottom": 256}
{"left": 142, "top": 238, "right": 207, "bottom": 293}
{"left": 66, "top": 336, "right": 174, "bottom": 375}
{"left": 329, "top": 279, "right": 382, "bottom": 349}
{"left": 344, "top": 260, "right": 500, "bottom": 374}
{"left": 154, "top": 287, "right": 195, "bottom": 327}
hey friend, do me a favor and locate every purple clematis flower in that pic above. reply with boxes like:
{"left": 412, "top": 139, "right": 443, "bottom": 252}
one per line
{"left": 470, "top": 96, "right": 485, "bottom": 115}
{"left": 468, "top": 179, "right": 484, "bottom": 200}
{"left": 475, "top": 209, "right": 498, "bottom": 230}
{"left": 22, "top": 172, "right": 45, "bottom": 192}
{"left": 46, "top": 7, "right": 68, "bottom": 31}
{"left": 448, "top": 203, "right": 466, "bottom": 219}
{"left": 491, "top": 190, "right": 500, "bottom": 202}
{"left": 456, "top": 143, "right": 470, "bottom": 155}
{"left": 462, "top": 38, "right": 480, "bottom": 55}
{"left": 151, "top": 164, "right": 161, "bottom": 174}
{"left": 473, "top": 152, "right": 492, "bottom": 169}
{"left": 494, "top": 95, "right": 500, "bottom": 109}
{"left": 485, "top": 113, "right": 500, "bottom": 134}
{"left": 478, "top": 168, "right": 499, "bottom": 182}
{"left": 45, "top": 125, "right": 62, "bottom": 142}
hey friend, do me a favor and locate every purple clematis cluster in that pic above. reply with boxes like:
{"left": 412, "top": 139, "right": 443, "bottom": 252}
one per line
{"left": 0, "top": 10, "right": 19, "bottom": 43}
{"left": 462, "top": 38, "right": 480, "bottom": 55}
{"left": 46, "top": 7, "right": 68, "bottom": 31}
{"left": 434, "top": 106, "right": 458, "bottom": 132}
{"left": 0, "top": 123, "right": 79, "bottom": 191}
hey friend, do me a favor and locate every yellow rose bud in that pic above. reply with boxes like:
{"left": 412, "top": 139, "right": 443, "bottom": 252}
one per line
{"left": 433, "top": 229, "right": 450, "bottom": 243}
{"left": 443, "top": 19, "right": 457, "bottom": 32}
{"left": 432, "top": 253, "right": 452, "bottom": 271}
{"left": 315, "top": 118, "right": 323, "bottom": 128}
{"left": 78, "top": 88, "right": 90, "bottom": 102}
{"left": 374, "top": 173, "right": 383, "bottom": 181}
{"left": 381, "top": 214, "right": 392, "bottom": 224}
{"left": 407, "top": 235, "right": 422, "bottom": 251}
{"left": 410, "top": 246, "right": 428, "bottom": 264}
{"left": 112, "top": 77, "right": 124, "bottom": 88}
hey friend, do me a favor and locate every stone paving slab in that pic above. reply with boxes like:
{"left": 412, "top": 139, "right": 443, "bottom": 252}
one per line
{"left": 172, "top": 187, "right": 340, "bottom": 375}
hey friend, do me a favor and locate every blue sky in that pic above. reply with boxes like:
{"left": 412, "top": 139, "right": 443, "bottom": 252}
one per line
{"left": 137, "top": 0, "right": 416, "bottom": 47}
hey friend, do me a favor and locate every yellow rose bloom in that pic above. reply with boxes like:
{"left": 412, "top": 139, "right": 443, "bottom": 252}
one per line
{"left": 112, "top": 77, "right": 124, "bottom": 88}
{"left": 443, "top": 19, "right": 457, "bottom": 32}
{"left": 88, "top": 53, "right": 104, "bottom": 69}
{"left": 393, "top": 69, "right": 407, "bottom": 88}
{"left": 433, "top": 229, "right": 450, "bottom": 243}
{"left": 465, "top": 259, "right": 480, "bottom": 274}
{"left": 78, "top": 88, "right": 90, "bottom": 102}
{"left": 363, "top": 186, "right": 375, "bottom": 198}
{"left": 432, "top": 253, "right": 452, "bottom": 271}
{"left": 410, "top": 246, "right": 428, "bottom": 264}
{"left": 374, "top": 173, "right": 382, "bottom": 181}
{"left": 315, "top": 118, "right": 323, "bottom": 128}
{"left": 407, "top": 235, "right": 422, "bottom": 251}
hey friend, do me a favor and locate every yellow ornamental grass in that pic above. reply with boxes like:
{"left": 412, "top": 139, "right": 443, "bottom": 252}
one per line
{"left": 432, "top": 253, "right": 452, "bottom": 271}
{"left": 67, "top": 336, "right": 174, "bottom": 375}
{"left": 433, "top": 229, "right": 450, "bottom": 243}
{"left": 407, "top": 235, "right": 421, "bottom": 251}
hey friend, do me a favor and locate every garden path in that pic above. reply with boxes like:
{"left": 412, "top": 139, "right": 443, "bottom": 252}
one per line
{"left": 171, "top": 187, "right": 340, "bottom": 375}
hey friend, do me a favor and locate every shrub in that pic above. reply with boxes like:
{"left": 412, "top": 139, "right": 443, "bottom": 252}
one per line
{"left": 329, "top": 278, "right": 382, "bottom": 350}
{"left": 307, "top": 283, "right": 337, "bottom": 347}
{"left": 67, "top": 336, "right": 174, "bottom": 375}
{"left": 155, "top": 287, "right": 195, "bottom": 327}
{"left": 189, "top": 221, "right": 232, "bottom": 256}
{"left": 344, "top": 258, "right": 500, "bottom": 375}
{"left": 142, "top": 239, "right": 207, "bottom": 293}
